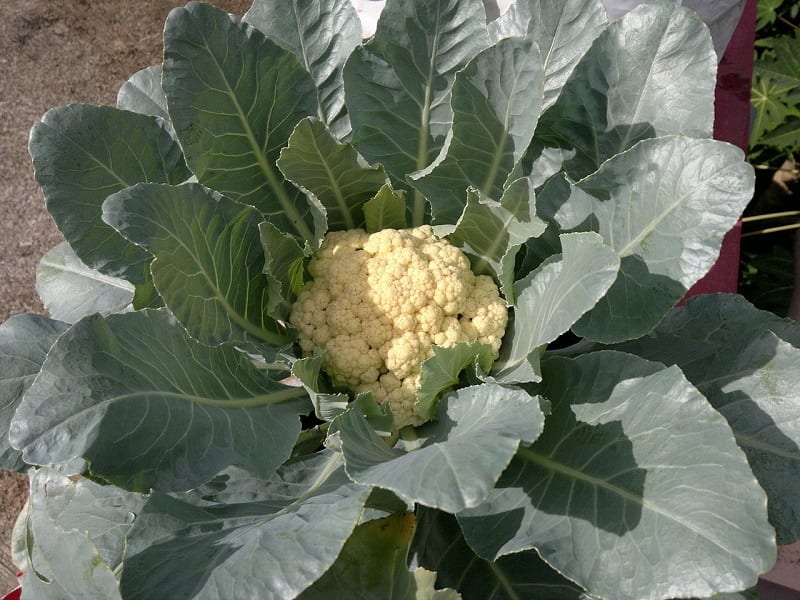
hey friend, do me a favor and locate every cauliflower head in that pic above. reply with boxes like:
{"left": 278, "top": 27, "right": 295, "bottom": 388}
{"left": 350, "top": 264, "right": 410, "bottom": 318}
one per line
{"left": 289, "top": 226, "right": 508, "bottom": 428}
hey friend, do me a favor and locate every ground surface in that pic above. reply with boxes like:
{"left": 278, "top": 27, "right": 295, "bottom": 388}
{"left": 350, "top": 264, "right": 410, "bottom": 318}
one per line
{"left": 0, "top": 0, "right": 250, "bottom": 592}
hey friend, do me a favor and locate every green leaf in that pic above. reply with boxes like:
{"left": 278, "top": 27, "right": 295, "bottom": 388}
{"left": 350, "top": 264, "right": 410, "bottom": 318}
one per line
{"left": 416, "top": 342, "right": 494, "bottom": 422}
{"left": 613, "top": 294, "right": 800, "bottom": 545}
{"left": 459, "top": 352, "right": 776, "bottom": 600}
{"left": 335, "top": 383, "right": 544, "bottom": 513}
{"left": 445, "top": 179, "right": 547, "bottom": 303}
{"left": 10, "top": 309, "right": 310, "bottom": 492}
{"left": 569, "top": 136, "right": 754, "bottom": 343}
{"left": 277, "top": 117, "right": 389, "bottom": 231}
{"left": 28, "top": 104, "right": 190, "bottom": 283}
{"left": 755, "top": 116, "right": 800, "bottom": 154}
{"left": 244, "top": 0, "right": 361, "bottom": 137}
{"left": 116, "top": 65, "right": 169, "bottom": 121}
{"left": 343, "top": 0, "right": 490, "bottom": 224}
{"left": 412, "top": 508, "right": 587, "bottom": 600}
{"left": 36, "top": 241, "right": 134, "bottom": 323}
{"left": 119, "top": 452, "right": 370, "bottom": 599}
{"left": 411, "top": 37, "right": 545, "bottom": 226}
{"left": 488, "top": 0, "right": 607, "bottom": 110}
{"left": 292, "top": 354, "right": 350, "bottom": 421}
{"left": 299, "top": 513, "right": 460, "bottom": 599}
{"left": 259, "top": 220, "right": 307, "bottom": 319}
{"left": 534, "top": 2, "right": 716, "bottom": 180}
{"left": 756, "top": 0, "right": 784, "bottom": 30}
{"left": 750, "top": 33, "right": 800, "bottom": 148}
{"left": 754, "top": 33, "right": 800, "bottom": 96}
{"left": 363, "top": 184, "right": 409, "bottom": 233}
{"left": 750, "top": 71, "right": 800, "bottom": 147}
{"left": 492, "top": 232, "right": 619, "bottom": 383}
{"left": 102, "top": 182, "right": 289, "bottom": 347}
{"left": 12, "top": 469, "right": 138, "bottom": 599}
{"left": 0, "top": 315, "right": 68, "bottom": 471}
{"left": 163, "top": 1, "right": 321, "bottom": 241}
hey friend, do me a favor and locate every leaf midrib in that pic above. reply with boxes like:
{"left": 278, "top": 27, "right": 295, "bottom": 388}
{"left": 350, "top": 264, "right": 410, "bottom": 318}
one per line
{"left": 516, "top": 445, "right": 742, "bottom": 558}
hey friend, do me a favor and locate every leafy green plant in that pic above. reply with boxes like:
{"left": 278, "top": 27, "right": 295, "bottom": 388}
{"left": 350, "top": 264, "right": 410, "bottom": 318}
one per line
{"left": 2, "top": 1, "right": 799, "bottom": 598}
{"left": 749, "top": 0, "right": 799, "bottom": 166}
{"left": 738, "top": 0, "right": 799, "bottom": 316}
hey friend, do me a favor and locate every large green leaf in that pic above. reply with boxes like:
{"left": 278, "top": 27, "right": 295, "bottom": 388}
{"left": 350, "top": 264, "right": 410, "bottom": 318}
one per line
{"left": 116, "top": 65, "right": 169, "bottom": 121}
{"left": 492, "top": 232, "right": 619, "bottom": 383}
{"left": 244, "top": 0, "right": 361, "bottom": 137}
{"left": 613, "top": 294, "right": 800, "bottom": 545}
{"left": 411, "top": 37, "right": 545, "bottom": 226}
{"left": 103, "top": 182, "right": 289, "bottom": 347}
{"left": 459, "top": 352, "right": 776, "bottom": 600}
{"left": 163, "top": 1, "right": 321, "bottom": 241}
{"left": 12, "top": 469, "right": 142, "bottom": 599}
{"left": 119, "top": 452, "right": 370, "bottom": 599}
{"left": 0, "top": 315, "right": 68, "bottom": 471}
{"left": 28, "top": 104, "right": 190, "bottom": 283}
{"left": 10, "top": 309, "right": 310, "bottom": 492}
{"left": 335, "top": 383, "right": 544, "bottom": 513}
{"left": 299, "top": 513, "right": 461, "bottom": 599}
{"left": 445, "top": 179, "right": 547, "bottom": 304}
{"left": 343, "top": 0, "right": 490, "bottom": 224}
{"left": 412, "top": 508, "right": 586, "bottom": 600}
{"left": 488, "top": 0, "right": 607, "bottom": 110}
{"left": 569, "top": 136, "right": 754, "bottom": 343}
{"left": 533, "top": 1, "right": 716, "bottom": 180}
{"left": 36, "top": 241, "right": 134, "bottom": 324}
{"left": 277, "top": 117, "right": 389, "bottom": 231}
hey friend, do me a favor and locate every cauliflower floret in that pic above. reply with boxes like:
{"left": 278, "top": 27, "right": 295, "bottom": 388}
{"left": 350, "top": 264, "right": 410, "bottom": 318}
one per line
{"left": 289, "top": 226, "right": 508, "bottom": 428}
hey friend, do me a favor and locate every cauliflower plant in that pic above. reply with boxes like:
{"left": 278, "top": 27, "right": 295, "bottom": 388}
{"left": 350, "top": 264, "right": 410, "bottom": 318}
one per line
{"left": 290, "top": 226, "right": 508, "bottom": 428}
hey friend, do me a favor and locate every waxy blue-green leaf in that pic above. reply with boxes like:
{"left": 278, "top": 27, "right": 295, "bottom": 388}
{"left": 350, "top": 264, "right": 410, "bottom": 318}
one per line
{"left": 29, "top": 104, "right": 190, "bottom": 283}
{"left": 459, "top": 352, "right": 776, "bottom": 600}
{"left": 36, "top": 241, "right": 134, "bottom": 324}
{"left": 416, "top": 342, "right": 494, "bottom": 422}
{"left": 116, "top": 65, "right": 169, "bottom": 121}
{"left": 363, "top": 184, "right": 409, "bottom": 233}
{"left": 277, "top": 117, "right": 389, "bottom": 231}
{"left": 103, "top": 182, "right": 289, "bottom": 347}
{"left": 12, "top": 469, "right": 138, "bottom": 599}
{"left": 163, "top": 1, "right": 321, "bottom": 241}
{"left": 446, "top": 179, "right": 546, "bottom": 303}
{"left": 489, "top": 0, "right": 607, "bottom": 110}
{"left": 244, "top": 0, "right": 361, "bottom": 137}
{"left": 411, "top": 37, "right": 545, "bottom": 226}
{"left": 570, "top": 136, "right": 754, "bottom": 342}
{"left": 613, "top": 294, "right": 800, "bottom": 545}
{"left": 0, "top": 315, "right": 68, "bottom": 471}
{"left": 343, "top": 0, "right": 490, "bottom": 224}
{"left": 493, "top": 232, "right": 619, "bottom": 383}
{"left": 119, "top": 452, "right": 370, "bottom": 600}
{"left": 533, "top": 1, "right": 717, "bottom": 180}
{"left": 412, "top": 508, "right": 587, "bottom": 600}
{"left": 292, "top": 354, "right": 350, "bottom": 422}
{"left": 259, "top": 220, "right": 306, "bottom": 320}
{"left": 336, "top": 383, "right": 543, "bottom": 513}
{"left": 299, "top": 513, "right": 461, "bottom": 599}
{"left": 10, "top": 309, "right": 310, "bottom": 492}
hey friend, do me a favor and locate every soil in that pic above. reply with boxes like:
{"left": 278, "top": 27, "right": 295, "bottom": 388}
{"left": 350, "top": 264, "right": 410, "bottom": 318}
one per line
{"left": 0, "top": 0, "right": 250, "bottom": 593}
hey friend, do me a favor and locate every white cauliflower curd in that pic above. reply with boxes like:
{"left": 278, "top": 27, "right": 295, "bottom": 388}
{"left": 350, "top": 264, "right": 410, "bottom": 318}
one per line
{"left": 289, "top": 226, "right": 508, "bottom": 428}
